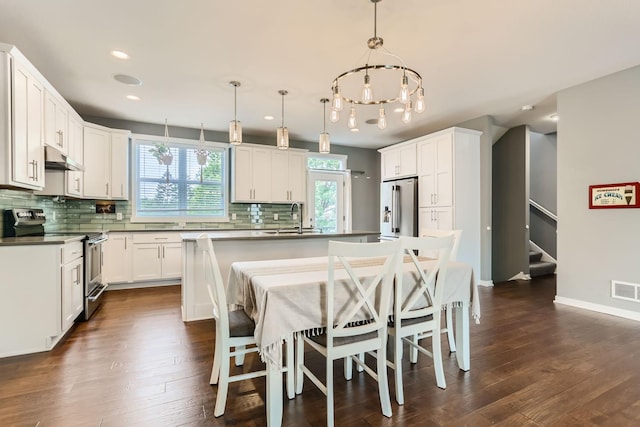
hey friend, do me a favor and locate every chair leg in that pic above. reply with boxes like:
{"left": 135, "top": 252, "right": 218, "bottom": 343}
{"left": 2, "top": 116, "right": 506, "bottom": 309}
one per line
{"left": 433, "top": 318, "right": 447, "bottom": 389}
{"left": 235, "top": 345, "right": 246, "bottom": 366}
{"left": 295, "top": 333, "right": 305, "bottom": 395}
{"left": 446, "top": 305, "right": 457, "bottom": 353}
{"left": 376, "top": 347, "right": 393, "bottom": 417}
{"left": 409, "top": 335, "right": 419, "bottom": 363}
{"left": 210, "top": 332, "right": 222, "bottom": 385}
{"left": 356, "top": 352, "right": 365, "bottom": 372}
{"left": 393, "top": 334, "right": 404, "bottom": 405}
{"left": 214, "top": 345, "right": 231, "bottom": 417}
{"left": 285, "top": 335, "right": 295, "bottom": 399}
{"left": 344, "top": 356, "right": 353, "bottom": 380}
{"left": 326, "top": 357, "right": 334, "bottom": 427}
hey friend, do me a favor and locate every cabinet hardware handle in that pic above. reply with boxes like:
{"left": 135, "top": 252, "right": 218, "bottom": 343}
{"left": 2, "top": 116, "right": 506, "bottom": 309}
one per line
{"left": 34, "top": 160, "right": 38, "bottom": 181}
{"left": 162, "top": 246, "right": 165, "bottom": 258}
{"left": 121, "top": 183, "right": 124, "bottom": 196}
{"left": 106, "top": 183, "right": 109, "bottom": 196}
{"left": 124, "top": 237, "right": 127, "bottom": 250}
{"left": 157, "top": 246, "right": 160, "bottom": 258}
{"left": 57, "top": 130, "right": 63, "bottom": 147}
{"left": 75, "top": 177, "right": 80, "bottom": 191}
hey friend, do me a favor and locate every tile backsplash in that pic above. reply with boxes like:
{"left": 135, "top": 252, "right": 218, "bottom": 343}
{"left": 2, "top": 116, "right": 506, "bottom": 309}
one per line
{"left": 0, "top": 189, "right": 298, "bottom": 235}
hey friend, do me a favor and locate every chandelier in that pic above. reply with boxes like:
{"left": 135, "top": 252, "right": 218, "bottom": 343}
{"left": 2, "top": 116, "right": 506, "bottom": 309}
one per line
{"left": 330, "top": 0, "right": 425, "bottom": 130}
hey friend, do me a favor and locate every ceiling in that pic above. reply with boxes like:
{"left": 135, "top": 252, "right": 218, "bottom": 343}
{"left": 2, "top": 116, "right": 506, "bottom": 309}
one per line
{"left": 1, "top": 0, "right": 639, "bottom": 150}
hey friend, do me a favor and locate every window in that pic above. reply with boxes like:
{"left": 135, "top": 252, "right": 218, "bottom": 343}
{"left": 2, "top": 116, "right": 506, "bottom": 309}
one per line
{"left": 306, "top": 153, "right": 351, "bottom": 233}
{"left": 307, "top": 153, "right": 347, "bottom": 171}
{"left": 131, "top": 134, "right": 228, "bottom": 222}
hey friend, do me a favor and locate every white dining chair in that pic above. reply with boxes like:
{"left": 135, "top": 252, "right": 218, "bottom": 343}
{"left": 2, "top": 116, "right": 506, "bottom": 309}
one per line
{"left": 295, "top": 239, "right": 402, "bottom": 426}
{"left": 418, "top": 228, "right": 462, "bottom": 354}
{"left": 196, "top": 234, "right": 294, "bottom": 417}
{"left": 387, "top": 234, "right": 454, "bottom": 404}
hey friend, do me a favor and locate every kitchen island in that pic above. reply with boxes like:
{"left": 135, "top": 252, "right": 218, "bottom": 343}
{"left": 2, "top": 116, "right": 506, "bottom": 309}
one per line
{"left": 180, "top": 230, "right": 378, "bottom": 321}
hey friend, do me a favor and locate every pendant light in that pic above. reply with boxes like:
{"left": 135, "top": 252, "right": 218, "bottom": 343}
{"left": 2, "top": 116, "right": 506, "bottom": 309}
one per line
{"left": 196, "top": 123, "right": 209, "bottom": 182}
{"left": 162, "top": 119, "right": 173, "bottom": 183}
{"left": 319, "top": 98, "right": 330, "bottom": 153}
{"left": 276, "top": 90, "right": 289, "bottom": 150}
{"left": 229, "top": 81, "right": 242, "bottom": 145}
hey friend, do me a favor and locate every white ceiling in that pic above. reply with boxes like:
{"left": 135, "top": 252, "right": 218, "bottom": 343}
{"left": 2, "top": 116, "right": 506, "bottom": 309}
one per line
{"left": 1, "top": 0, "right": 639, "bottom": 149}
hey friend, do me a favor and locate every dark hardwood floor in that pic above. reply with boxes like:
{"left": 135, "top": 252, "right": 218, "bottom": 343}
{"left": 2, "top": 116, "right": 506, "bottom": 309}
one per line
{"left": 2, "top": 276, "right": 639, "bottom": 426}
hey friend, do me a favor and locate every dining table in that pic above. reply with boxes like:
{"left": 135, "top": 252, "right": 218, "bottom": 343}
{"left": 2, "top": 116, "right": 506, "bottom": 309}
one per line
{"left": 227, "top": 255, "right": 480, "bottom": 426}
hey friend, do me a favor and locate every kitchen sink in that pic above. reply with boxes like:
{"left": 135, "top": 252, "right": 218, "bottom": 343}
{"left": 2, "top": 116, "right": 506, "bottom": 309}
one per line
{"left": 260, "top": 229, "right": 321, "bottom": 235}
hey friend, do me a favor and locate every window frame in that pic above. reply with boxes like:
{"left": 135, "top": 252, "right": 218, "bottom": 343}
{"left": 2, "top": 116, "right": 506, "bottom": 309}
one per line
{"left": 130, "top": 133, "right": 230, "bottom": 223}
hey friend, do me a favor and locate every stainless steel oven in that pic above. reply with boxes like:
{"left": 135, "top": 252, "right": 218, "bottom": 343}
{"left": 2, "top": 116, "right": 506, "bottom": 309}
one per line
{"left": 84, "top": 232, "right": 109, "bottom": 320}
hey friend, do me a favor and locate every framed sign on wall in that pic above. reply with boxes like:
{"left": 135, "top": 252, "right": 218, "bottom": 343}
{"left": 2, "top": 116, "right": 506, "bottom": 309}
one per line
{"left": 589, "top": 182, "right": 640, "bottom": 209}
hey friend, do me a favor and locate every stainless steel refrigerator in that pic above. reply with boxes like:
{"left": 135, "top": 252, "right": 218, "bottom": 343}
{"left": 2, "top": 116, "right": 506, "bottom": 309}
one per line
{"left": 380, "top": 177, "right": 418, "bottom": 240}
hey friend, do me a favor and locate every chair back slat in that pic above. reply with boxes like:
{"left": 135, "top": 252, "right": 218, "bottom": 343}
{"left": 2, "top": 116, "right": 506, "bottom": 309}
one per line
{"left": 397, "top": 235, "right": 454, "bottom": 321}
{"left": 327, "top": 240, "right": 402, "bottom": 343}
{"left": 418, "top": 229, "right": 462, "bottom": 261}
{"left": 196, "top": 234, "right": 229, "bottom": 332}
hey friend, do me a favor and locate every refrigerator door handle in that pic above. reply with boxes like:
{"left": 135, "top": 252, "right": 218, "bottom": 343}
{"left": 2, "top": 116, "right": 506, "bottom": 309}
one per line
{"left": 392, "top": 185, "right": 400, "bottom": 233}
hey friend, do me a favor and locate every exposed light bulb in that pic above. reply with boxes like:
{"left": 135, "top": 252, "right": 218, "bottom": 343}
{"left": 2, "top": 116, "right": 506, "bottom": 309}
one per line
{"left": 415, "top": 87, "right": 425, "bottom": 113}
{"left": 377, "top": 107, "right": 387, "bottom": 130}
{"left": 329, "top": 109, "right": 339, "bottom": 123}
{"left": 277, "top": 127, "right": 289, "bottom": 149}
{"left": 399, "top": 74, "right": 410, "bottom": 104}
{"left": 348, "top": 105, "right": 357, "bottom": 129}
{"left": 319, "top": 132, "right": 330, "bottom": 153}
{"left": 401, "top": 101, "right": 412, "bottom": 124}
{"left": 332, "top": 86, "right": 344, "bottom": 111}
{"left": 229, "top": 121, "right": 242, "bottom": 145}
{"left": 361, "top": 73, "right": 373, "bottom": 103}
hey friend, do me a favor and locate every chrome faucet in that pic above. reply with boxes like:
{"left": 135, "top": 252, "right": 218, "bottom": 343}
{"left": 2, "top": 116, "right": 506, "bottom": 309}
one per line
{"left": 290, "top": 202, "right": 302, "bottom": 234}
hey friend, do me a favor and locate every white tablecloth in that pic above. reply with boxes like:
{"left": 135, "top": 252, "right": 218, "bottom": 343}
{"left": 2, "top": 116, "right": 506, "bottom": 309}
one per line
{"left": 227, "top": 256, "right": 479, "bottom": 366}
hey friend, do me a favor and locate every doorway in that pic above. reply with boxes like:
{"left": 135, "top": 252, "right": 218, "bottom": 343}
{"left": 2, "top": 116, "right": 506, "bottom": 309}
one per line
{"left": 306, "top": 170, "right": 351, "bottom": 233}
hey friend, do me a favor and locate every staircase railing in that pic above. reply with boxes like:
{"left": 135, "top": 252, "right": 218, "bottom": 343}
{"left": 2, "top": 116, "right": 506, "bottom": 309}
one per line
{"left": 529, "top": 198, "right": 557, "bottom": 221}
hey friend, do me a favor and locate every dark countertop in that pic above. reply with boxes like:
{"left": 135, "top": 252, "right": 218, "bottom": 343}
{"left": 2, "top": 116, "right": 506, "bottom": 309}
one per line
{"left": 0, "top": 235, "right": 85, "bottom": 246}
{"left": 180, "top": 230, "right": 379, "bottom": 241}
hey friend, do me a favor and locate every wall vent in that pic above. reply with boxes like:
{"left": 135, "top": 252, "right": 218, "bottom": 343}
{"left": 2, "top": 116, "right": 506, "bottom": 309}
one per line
{"left": 611, "top": 280, "right": 640, "bottom": 303}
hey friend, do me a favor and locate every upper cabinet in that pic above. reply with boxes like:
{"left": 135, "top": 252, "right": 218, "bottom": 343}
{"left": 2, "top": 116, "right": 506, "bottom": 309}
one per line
{"left": 231, "top": 144, "right": 307, "bottom": 204}
{"left": 83, "top": 123, "right": 130, "bottom": 200}
{"left": 379, "top": 141, "right": 417, "bottom": 181}
{"left": 44, "top": 91, "right": 68, "bottom": 155}
{"left": 418, "top": 131, "right": 453, "bottom": 207}
{"left": 0, "top": 47, "right": 45, "bottom": 191}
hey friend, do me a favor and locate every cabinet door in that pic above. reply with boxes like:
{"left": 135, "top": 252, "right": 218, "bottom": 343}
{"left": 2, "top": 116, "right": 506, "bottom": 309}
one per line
{"left": 271, "top": 151, "right": 289, "bottom": 202}
{"left": 418, "top": 139, "right": 436, "bottom": 207}
{"left": 62, "top": 257, "right": 83, "bottom": 331}
{"left": 398, "top": 143, "right": 417, "bottom": 176}
{"left": 288, "top": 151, "right": 307, "bottom": 202}
{"left": 12, "top": 62, "right": 45, "bottom": 189}
{"left": 252, "top": 147, "right": 271, "bottom": 202}
{"left": 161, "top": 243, "right": 182, "bottom": 279}
{"left": 83, "top": 126, "right": 110, "bottom": 198}
{"left": 44, "top": 91, "right": 68, "bottom": 154}
{"left": 232, "top": 146, "right": 253, "bottom": 202}
{"left": 66, "top": 115, "right": 84, "bottom": 197}
{"left": 110, "top": 132, "right": 129, "bottom": 200}
{"left": 434, "top": 133, "right": 453, "bottom": 206}
{"left": 419, "top": 206, "right": 453, "bottom": 233}
{"left": 381, "top": 149, "right": 399, "bottom": 180}
{"left": 132, "top": 244, "right": 162, "bottom": 281}
{"left": 104, "top": 233, "right": 133, "bottom": 283}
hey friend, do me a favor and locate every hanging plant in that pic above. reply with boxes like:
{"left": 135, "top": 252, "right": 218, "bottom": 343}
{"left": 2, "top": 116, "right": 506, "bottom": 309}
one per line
{"left": 149, "top": 143, "right": 173, "bottom": 166}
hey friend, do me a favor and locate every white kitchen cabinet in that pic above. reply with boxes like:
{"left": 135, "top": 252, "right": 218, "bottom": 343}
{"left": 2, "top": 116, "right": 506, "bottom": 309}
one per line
{"left": 65, "top": 114, "right": 84, "bottom": 197}
{"left": 418, "top": 132, "right": 453, "bottom": 207}
{"left": 44, "top": 90, "right": 68, "bottom": 154}
{"left": 0, "top": 48, "right": 46, "bottom": 190}
{"left": 104, "top": 232, "right": 133, "bottom": 283}
{"left": 231, "top": 145, "right": 272, "bottom": 202}
{"left": 271, "top": 150, "right": 307, "bottom": 203}
{"left": 83, "top": 123, "right": 130, "bottom": 200}
{"left": 380, "top": 142, "right": 417, "bottom": 181}
{"left": 132, "top": 233, "right": 182, "bottom": 282}
{"left": 416, "top": 127, "right": 482, "bottom": 280}
{"left": 61, "top": 241, "right": 84, "bottom": 331}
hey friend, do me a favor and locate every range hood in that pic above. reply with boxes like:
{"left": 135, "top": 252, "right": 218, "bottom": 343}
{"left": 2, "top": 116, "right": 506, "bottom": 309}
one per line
{"left": 44, "top": 146, "right": 84, "bottom": 172}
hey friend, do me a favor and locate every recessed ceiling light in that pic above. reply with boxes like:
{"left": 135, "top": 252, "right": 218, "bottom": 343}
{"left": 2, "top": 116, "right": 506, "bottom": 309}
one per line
{"left": 350, "top": 128, "right": 360, "bottom": 132}
{"left": 365, "top": 118, "right": 378, "bottom": 125}
{"left": 521, "top": 104, "right": 534, "bottom": 111}
{"left": 126, "top": 95, "right": 140, "bottom": 101}
{"left": 393, "top": 107, "right": 404, "bottom": 113}
{"left": 113, "top": 74, "right": 142, "bottom": 86}
{"left": 264, "top": 115, "right": 275, "bottom": 121}
{"left": 549, "top": 113, "right": 559, "bottom": 121}
{"left": 111, "top": 50, "right": 130, "bottom": 60}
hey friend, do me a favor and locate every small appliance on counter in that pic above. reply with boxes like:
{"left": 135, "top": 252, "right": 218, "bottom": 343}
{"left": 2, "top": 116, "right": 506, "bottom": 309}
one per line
{"left": 380, "top": 177, "right": 418, "bottom": 240}
{"left": 3, "top": 208, "right": 109, "bottom": 320}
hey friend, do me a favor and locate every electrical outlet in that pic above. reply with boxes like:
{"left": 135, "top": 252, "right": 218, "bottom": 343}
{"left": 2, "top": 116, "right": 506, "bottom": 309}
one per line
{"left": 116, "top": 212, "right": 123, "bottom": 220}
{"left": 274, "top": 213, "right": 279, "bottom": 221}
{"left": 231, "top": 213, "right": 237, "bottom": 220}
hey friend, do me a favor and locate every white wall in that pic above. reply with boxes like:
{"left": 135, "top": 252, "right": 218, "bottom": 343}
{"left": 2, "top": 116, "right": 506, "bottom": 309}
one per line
{"left": 556, "top": 65, "right": 640, "bottom": 317}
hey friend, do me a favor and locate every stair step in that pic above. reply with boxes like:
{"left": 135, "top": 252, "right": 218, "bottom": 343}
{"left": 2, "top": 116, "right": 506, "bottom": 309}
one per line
{"left": 529, "top": 250, "right": 543, "bottom": 263}
{"left": 530, "top": 261, "right": 556, "bottom": 277}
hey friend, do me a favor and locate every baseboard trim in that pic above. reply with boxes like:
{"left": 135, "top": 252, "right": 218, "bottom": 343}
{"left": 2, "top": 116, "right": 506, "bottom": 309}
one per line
{"left": 478, "top": 280, "right": 494, "bottom": 287}
{"left": 554, "top": 296, "right": 640, "bottom": 322}
{"left": 107, "top": 280, "right": 180, "bottom": 291}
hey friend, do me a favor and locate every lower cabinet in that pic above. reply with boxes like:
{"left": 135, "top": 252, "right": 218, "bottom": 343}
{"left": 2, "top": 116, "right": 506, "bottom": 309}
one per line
{"left": 105, "top": 232, "right": 182, "bottom": 284}
{"left": 61, "top": 243, "right": 84, "bottom": 331}
{"left": 419, "top": 206, "right": 453, "bottom": 232}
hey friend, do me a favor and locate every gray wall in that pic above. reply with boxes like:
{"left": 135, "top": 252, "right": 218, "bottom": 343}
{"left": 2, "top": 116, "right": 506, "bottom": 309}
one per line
{"left": 529, "top": 132, "right": 557, "bottom": 258}
{"left": 557, "top": 65, "right": 640, "bottom": 314}
{"left": 84, "top": 116, "right": 381, "bottom": 232}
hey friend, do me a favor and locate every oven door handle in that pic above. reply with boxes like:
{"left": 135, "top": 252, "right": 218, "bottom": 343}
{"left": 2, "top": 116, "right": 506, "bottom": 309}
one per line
{"left": 88, "top": 237, "right": 108, "bottom": 245}
{"left": 88, "top": 283, "right": 109, "bottom": 302}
